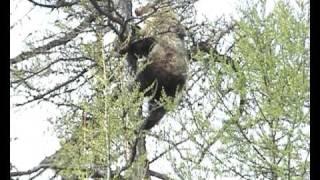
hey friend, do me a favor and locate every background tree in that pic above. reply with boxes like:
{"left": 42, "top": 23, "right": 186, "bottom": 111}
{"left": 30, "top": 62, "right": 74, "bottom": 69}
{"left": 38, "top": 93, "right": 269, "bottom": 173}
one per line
{"left": 10, "top": 0, "right": 309, "bottom": 179}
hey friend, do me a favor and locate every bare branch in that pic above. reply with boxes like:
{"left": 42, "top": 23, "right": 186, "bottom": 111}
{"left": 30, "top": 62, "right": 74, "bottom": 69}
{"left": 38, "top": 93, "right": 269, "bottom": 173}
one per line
{"left": 10, "top": 15, "right": 95, "bottom": 65}
{"left": 88, "top": 0, "right": 123, "bottom": 25}
{"left": 149, "top": 138, "right": 188, "bottom": 164}
{"left": 149, "top": 169, "right": 171, "bottom": 180}
{"left": 11, "top": 56, "right": 93, "bottom": 85}
{"left": 27, "top": 0, "right": 79, "bottom": 9}
{"left": 16, "top": 67, "right": 90, "bottom": 106}
{"left": 10, "top": 164, "right": 48, "bottom": 177}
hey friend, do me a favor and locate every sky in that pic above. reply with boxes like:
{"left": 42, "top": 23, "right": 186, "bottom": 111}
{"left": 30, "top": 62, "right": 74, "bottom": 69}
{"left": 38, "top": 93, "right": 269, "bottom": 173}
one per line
{"left": 10, "top": 0, "right": 237, "bottom": 179}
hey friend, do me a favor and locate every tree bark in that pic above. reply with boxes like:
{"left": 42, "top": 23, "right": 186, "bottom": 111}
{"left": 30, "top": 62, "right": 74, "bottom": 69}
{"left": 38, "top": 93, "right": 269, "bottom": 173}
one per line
{"left": 115, "top": 0, "right": 150, "bottom": 179}
{"left": 128, "top": 135, "right": 150, "bottom": 180}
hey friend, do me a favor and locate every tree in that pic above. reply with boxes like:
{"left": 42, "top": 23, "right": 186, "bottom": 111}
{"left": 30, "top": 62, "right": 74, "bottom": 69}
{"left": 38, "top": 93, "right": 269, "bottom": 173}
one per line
{"left": 210, "top": 0, "right": 310, "bottom": 179}
{"left": 10, "top": 0, "right": 309, "bottom": 179}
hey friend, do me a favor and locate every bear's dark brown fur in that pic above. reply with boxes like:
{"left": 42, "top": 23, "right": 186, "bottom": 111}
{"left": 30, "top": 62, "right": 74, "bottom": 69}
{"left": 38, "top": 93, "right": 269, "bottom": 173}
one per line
{"left": 125, "top": 4, "right": 188, "bottom": 130}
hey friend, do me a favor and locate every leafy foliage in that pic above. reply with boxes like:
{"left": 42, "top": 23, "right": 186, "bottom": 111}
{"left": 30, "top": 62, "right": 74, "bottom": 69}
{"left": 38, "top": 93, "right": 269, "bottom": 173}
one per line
{"left": 10, "top": 0, "right": 309, "bottom": 179}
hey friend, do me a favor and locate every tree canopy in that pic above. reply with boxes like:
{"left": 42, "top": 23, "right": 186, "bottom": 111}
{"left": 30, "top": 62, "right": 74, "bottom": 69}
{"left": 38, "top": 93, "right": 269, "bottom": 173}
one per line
{"left": 10, "top": 0, "right": 309, "bottom": 179}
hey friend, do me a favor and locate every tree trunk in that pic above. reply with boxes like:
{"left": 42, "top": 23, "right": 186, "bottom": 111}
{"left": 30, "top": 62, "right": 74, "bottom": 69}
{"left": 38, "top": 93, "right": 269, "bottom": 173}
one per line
{"left": 128, "top": 135, "right": 150, "bottom": 180}
{"left": 115, "top": 0, "right": 150, "bottom": 179}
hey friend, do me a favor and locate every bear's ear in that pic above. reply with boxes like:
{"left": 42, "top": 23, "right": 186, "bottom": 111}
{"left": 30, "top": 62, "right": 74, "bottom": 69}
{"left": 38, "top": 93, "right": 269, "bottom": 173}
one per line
{"left": 135, "top": 2, "right": 157, "bottom": 16}
{"left": 135, "top": 7, "right": 145, "bottom": 16}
